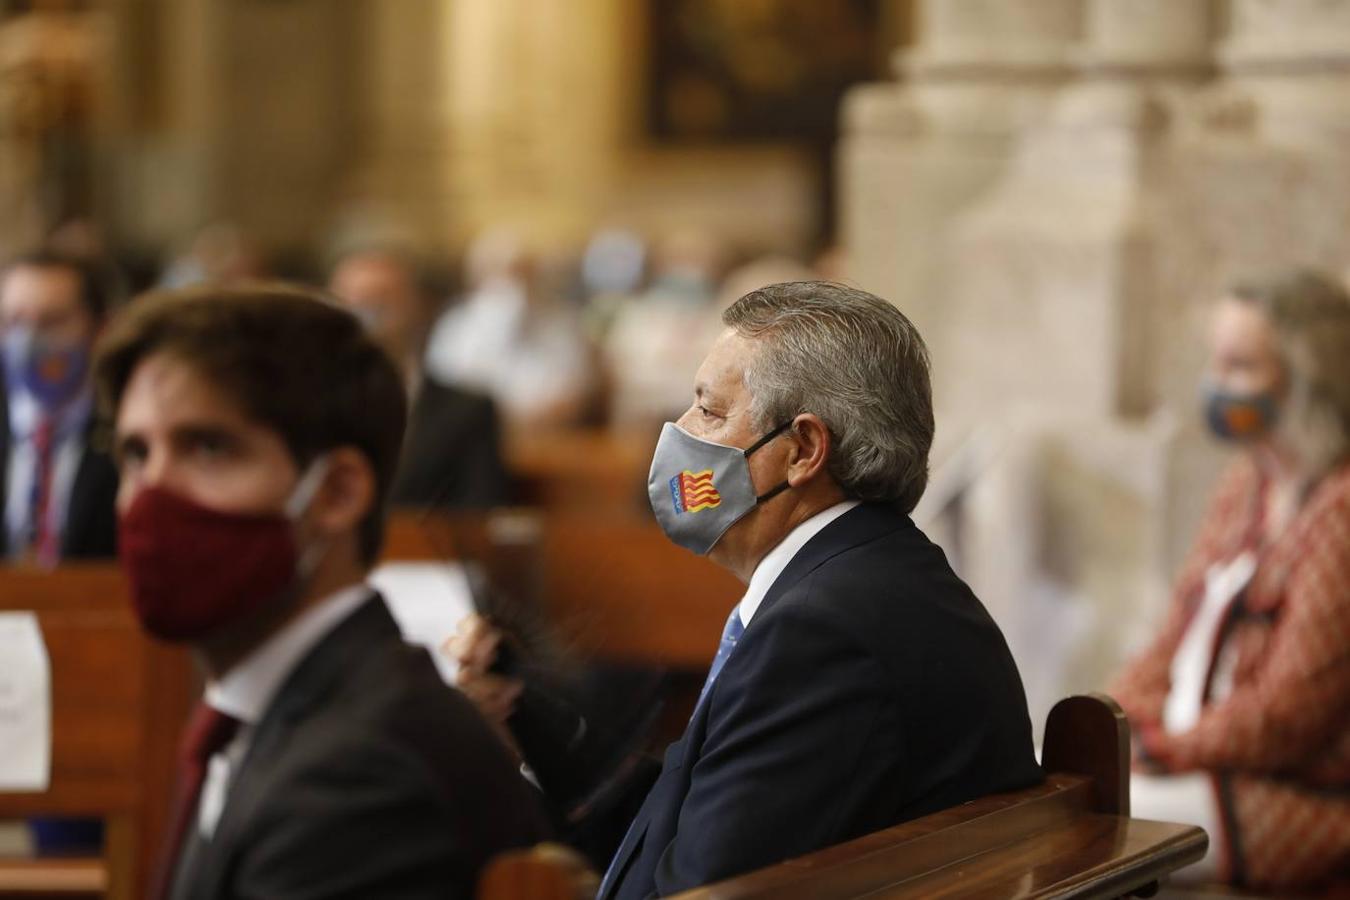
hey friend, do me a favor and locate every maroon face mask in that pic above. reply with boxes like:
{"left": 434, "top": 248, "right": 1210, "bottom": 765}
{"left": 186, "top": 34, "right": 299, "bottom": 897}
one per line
{"left": 116, "top": 464, "right": 327, "bottom": 642}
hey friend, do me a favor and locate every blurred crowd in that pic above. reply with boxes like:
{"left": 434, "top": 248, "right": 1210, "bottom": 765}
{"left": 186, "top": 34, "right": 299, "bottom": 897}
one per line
{"left": 0, "top": 216, "right": 844, "bottom": 561}
{"left": 108, "top": 219, "right": 837, "bottom": 433}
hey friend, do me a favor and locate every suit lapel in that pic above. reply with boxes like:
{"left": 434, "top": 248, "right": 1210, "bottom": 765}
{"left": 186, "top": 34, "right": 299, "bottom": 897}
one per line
{"left": 392, "top": 380, "right": 465, "bottom": 502}
{"left": 751, "top": 503, "right": 908, "bottom": 625}
{"left": 598, "top": 813, "right": 647, "bottom": 900}
{"left": 601, "top": 508, "right": 906, "bottom": 899}
{"left": 61, "top": 433, "right": 114, "bottom": 557}
{"left": 0, "top": 389, "right": 10, "bottom": 557}
{"left": 186, "top": 593, "right": 399, "bottom": 892}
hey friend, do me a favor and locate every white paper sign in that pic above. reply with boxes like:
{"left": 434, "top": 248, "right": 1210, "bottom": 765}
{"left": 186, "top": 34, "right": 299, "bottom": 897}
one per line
{"left": 370, "top": 563, "right": 475, "bottom": 685}
{"left": 0, "top": 611, "right": 51, "bottom": 791}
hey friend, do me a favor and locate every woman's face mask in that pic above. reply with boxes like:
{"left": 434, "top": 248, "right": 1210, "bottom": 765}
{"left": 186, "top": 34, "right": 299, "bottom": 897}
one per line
{"left": 1202, "top": 382, "right": 1280, "bottom": 442}
{"left": 1203, "top": 299, "right": 1284, "bottom": 444}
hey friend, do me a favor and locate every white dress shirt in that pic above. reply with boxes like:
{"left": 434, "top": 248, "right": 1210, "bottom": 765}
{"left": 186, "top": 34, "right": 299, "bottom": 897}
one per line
{"left": 196, "top": 584, "right": 371, "bottom": 838}
{"left": 424, "top": 277, "right": 593, "bottom": 423}
{"left": 1162, "top": 550, "right": 1255, "bottom": 736}
{"left": 736, "top": 500, "right": 860, "bottom": 628}
{"left": 4, "top": 388, "right": 91, "bottom": 559}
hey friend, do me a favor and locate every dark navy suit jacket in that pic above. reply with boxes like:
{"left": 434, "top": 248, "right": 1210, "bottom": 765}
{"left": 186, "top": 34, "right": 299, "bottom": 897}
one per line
{"left": 170, "top": 595, "right": 549, "bottom": 899}
{"left": 0, "top": 389, "right": 117, "bottom": 560}
{"left": 599, "top": 503, "right": 1042, "bottom": 899}
{"left": 390, "top": 377, "right": 509, "bottom": 510}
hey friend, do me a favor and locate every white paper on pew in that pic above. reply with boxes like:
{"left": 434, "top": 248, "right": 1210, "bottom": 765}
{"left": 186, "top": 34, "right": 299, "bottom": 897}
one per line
{"left": 370, "top": 562, "right": 475, "bottom": 686}
{"left": 0, "top": 611, "right": 51, "bottom": 791}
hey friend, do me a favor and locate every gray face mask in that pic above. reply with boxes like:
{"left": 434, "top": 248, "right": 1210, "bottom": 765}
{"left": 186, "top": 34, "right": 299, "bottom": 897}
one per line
{"left": 647, "top": 420, "right": 793, "bottom": 555}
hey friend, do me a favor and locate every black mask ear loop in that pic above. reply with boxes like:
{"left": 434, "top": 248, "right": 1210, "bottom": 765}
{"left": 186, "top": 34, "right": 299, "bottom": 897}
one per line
{"left": 743, "top": 419, "right": 795, "bottom": 504}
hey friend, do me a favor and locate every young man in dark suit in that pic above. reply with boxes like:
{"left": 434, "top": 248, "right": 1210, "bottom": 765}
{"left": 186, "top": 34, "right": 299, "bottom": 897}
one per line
{"left": 454, "top": 281, "right": 1044, "bottom": 899}
{"left": 0, "top": 250, "right": 117, "bottom": 563}
{"left": 328, "top": 246, "right": 510, "bottom": 510}
{"left": 95, "top": 285, "right": 548, "bottom": 900}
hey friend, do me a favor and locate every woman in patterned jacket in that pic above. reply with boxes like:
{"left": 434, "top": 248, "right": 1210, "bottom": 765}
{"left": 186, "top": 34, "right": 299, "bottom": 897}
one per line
{"left": 1110, "top": 266, "right": 1350, "bottom": 893}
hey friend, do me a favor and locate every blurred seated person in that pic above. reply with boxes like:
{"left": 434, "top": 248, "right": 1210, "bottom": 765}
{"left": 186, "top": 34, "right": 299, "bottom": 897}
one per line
{"left": 602, "top": 229, "right": 725, "bottom": 428}
{"left": 329, "top": 245, "right": 509, "bottom": 509}
{"left": 579, "top": 226, "right": 648, "bottom": 342}
{"left": 1109, "top": 266, "right": 1350, "bottom": 894}
{"left": 158, "top": 222, "right": 266, "bottom": 289}
{"left": 96, "top": 285, "right": 548, "bottom": 899}
{"left": 453, "top": 281, "right": 1043, "bottom": 898}
{"left": 425, "top": 228, "right": 595, "bottom": 431}
{"left": 1, "top": 249, "right": 116, "bottom": 565}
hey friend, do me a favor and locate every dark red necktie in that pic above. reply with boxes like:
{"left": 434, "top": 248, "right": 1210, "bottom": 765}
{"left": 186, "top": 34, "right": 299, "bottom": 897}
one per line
{"left": 151, "top": 702, "right": 241, "bottom": 900}
{"left": 28, "top": 416, "right": 58, "bottom": 567}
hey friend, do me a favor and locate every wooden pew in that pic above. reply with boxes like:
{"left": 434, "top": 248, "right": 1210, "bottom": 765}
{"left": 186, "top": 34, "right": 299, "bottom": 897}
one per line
{"left": 505, "top": 429, "right": 655, "bottom": 516}
{"left": 0, "top": 510, "right": 727, "bottom": 899}
{"left": 385, "top": 510, "right": 743, "bottom": 670}
{"left": 0, "top": 508, "right": 737, "bottom": 899}
{"left": 0, "top": 566, "right": 196, "bottom": 900}
{"left": 477, "top": 694, "right": 1210, "bottom": 900}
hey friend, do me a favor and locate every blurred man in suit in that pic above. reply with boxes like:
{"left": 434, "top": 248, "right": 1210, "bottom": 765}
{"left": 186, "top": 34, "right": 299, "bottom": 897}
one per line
{"left": 329, "top": 246, "right": 510, "bottom": 510}
{"left": 454, "top": 281, "right": 1043, "bottom": 898}
{"left": 0, "top": 249, "right": 116, "bottom": 564}
{"left": 96, "top": 285, "right": 548, "bottom": 900}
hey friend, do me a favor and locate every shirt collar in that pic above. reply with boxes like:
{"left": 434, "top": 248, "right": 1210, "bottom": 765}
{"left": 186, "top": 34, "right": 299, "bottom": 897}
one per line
{"left": 205, "top": 584, "right": 372, "bottom": 724}
{"left": 738, "top": 500, "right": 860, "bottom": 627}
{"left": 7, "top": 386, "right": 93, "bottom": 440}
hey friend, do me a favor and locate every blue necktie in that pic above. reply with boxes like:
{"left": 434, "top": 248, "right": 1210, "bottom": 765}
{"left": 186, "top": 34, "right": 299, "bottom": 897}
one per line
{"left": 696, "top": 605, "right": 745, "bottom": 709}
{"left": 598, "top": 604, "right": 746, "bottom": 898}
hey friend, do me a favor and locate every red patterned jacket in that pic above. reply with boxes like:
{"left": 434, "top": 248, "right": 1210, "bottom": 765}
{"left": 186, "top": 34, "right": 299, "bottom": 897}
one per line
{"left": 1109, "top": 456, "right": 1350, "bottom": 892}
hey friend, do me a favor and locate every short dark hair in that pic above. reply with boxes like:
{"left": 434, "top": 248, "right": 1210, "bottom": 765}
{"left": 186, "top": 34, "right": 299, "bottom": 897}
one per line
{"left": 723, "top": 281, "right": 935, "bottom": 513}
{"left": 94, "top": 284, "right": 408, "bottom": 564}
{"left": 2, "top": 249, "right": 112, "bottom": 323}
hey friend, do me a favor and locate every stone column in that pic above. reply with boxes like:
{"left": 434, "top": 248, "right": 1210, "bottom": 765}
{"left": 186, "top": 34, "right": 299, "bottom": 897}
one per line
{"left": 939, "top": 0, "right": 1214, "bottom": 422}
{"left": 438, "top": 0, "right": 628, "bottom": 247}
{"left": 104, "top": 0, "right": 365, "bottom": 256}
{"left": 857, "top": 2, "right": 1222, "bottom": 730}
{"left": 100, "top": 0, "right": 228, "bottom": 252}
{"left": 344, "top": 0, "right": 455, "bottom": 252}
{"left": 838, "top": 0, "right": 1082, "bottom": 371}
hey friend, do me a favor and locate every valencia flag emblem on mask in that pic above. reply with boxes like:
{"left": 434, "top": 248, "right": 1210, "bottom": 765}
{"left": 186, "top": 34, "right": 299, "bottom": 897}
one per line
{"left": 669, "top": 469, "right": 721, "bottom": 514}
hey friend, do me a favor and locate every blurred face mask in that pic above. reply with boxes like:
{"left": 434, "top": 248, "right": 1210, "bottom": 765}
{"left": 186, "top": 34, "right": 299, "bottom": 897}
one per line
{"left": 117, "top": 457, "right": 331, "bottom": 642}
{"left": 1202, "top": 382, "right": 1280, "bottom": 442}
{"left": 2, "top": 326, "right": 89, "bottom": 411}
{"left": 647, "top": 420, "right": 792, "bottom": 555}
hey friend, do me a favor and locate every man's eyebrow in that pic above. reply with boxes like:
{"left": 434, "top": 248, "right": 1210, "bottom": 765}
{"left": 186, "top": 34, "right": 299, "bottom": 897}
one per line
{"left": 110, "top": 430, "right": 141, "bottom": 457}
{"left": 117, "top": 420, "right": 242, "bottom": 444}
{"left": 174, "top": 422, "right": 243, "bottom": 442}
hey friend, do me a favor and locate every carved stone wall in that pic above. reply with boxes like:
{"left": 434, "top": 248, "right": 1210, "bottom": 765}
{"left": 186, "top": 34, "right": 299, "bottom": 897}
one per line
{"left": 845, "top": 0, "right": 1350, "bottom": 729}
{"left": 102, "top": 0, "right": 819, "bottom": 259}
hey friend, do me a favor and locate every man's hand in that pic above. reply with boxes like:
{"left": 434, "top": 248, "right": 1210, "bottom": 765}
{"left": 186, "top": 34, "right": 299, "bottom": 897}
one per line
{"left": 444, "top": 614, "right": 524, "bottom": 749}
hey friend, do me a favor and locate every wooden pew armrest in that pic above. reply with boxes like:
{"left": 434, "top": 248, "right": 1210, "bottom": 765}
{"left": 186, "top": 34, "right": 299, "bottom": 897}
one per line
{"left": 0, "top": 856, "right": 107, "bottom": 896}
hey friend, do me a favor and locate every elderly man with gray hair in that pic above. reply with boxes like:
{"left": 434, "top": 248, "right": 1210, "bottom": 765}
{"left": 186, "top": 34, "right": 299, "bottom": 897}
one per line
{"left": 453, "top": 281, "right": 1043, "bottom": 899}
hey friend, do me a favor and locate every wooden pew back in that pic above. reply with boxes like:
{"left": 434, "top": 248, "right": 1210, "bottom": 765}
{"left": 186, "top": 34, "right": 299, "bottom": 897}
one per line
{"left": 0, "top": 566, "right": 196, "bottom": 900}
{"left": 385, "top": 510, "right": 743, "bottom": 669}
{"left": 0, "top": 509, "right": 725, "bottom": 898}
{"left": 505, "top": 430, "right": 654, "bottom": 516}
{"left": 478, "top": 694, "right": 1209, "bottom": 900}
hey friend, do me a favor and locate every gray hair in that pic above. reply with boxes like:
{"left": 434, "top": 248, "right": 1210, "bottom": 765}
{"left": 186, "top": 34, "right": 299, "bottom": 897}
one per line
{"left": 723, "top": 281, "right": 934, "bottom": 513}
{"left": 1228, "top": 266, "right": 1350, "bottom": 476}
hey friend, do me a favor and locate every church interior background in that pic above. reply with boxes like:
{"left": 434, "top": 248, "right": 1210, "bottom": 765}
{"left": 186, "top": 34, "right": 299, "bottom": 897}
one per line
{"left": 5, "top": 0, "right": 1350, "bottom": 733}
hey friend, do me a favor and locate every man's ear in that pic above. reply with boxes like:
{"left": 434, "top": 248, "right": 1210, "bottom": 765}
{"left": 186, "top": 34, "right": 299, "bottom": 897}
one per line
{"left": 308, "top": 446, "right": 376, "bottom": 538}
{"left": 785, "top": 413, "right": 832, "bottom": 487}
